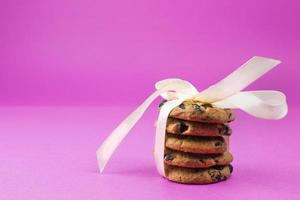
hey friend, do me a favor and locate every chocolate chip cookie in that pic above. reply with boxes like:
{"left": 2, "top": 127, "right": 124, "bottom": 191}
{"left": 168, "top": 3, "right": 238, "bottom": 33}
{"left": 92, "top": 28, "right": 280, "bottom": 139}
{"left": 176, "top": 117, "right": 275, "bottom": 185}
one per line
{"left": 168, "top": 99, "right": 235, "bottom": 123}
{"left": 165, "top": 164, "right": 233, "bottom": 184}
{"left": 164, "top": 149, "right": 233, "bottom": 168}
{"left": 165, "top": 134, "right": 227, "bottom": 154}
{"left": 166, "top": 118, "right": 231, "bottom": 136}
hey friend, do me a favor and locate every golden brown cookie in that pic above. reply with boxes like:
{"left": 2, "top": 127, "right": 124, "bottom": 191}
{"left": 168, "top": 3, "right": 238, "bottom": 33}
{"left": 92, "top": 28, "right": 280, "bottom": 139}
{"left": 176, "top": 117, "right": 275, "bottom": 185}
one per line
{"left": 165, "top": 134, "right": 227, "bottom": 154}
{"left": 166, "top": 118, "right": 232, "bottom": 136}
{"left": 164, "top": 149, "right": 233, "bottom": 168}
{"left": 167, "top": 99, "right": 235, "bottom": 123}
{"left": 165, "top": 164, "right": 233, "bottom": 184}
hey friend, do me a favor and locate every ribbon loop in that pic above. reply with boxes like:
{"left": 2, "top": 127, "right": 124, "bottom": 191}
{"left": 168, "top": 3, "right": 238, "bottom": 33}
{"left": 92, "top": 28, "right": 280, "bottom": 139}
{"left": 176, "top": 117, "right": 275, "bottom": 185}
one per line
{"left": 155, "top": 78, "right": 199, "bottom": 100}
{"left": 213, "top": 91, "right": 287, "bottom": 119}
{"left": 195, "top": 56, "right": 281, "bottom": 102}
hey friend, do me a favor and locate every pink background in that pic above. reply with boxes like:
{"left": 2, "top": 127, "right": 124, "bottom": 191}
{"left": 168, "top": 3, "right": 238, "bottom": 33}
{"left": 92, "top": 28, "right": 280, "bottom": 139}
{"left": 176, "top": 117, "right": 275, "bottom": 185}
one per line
{"left": 1, "top": 0, "right": 299, "bottom": 199}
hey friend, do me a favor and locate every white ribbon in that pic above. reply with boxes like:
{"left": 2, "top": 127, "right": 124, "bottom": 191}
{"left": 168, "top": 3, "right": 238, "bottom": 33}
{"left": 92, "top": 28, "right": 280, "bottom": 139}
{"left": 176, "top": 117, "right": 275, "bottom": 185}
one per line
{"left": 96, "top": 56, "right": 288, "bottom": 176}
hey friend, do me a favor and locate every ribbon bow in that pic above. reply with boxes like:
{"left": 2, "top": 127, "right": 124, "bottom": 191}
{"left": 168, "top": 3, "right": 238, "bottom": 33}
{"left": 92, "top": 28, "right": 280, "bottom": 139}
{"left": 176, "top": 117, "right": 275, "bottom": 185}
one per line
{"left": 97, "top": 56, "right": 288, "bottom": 176}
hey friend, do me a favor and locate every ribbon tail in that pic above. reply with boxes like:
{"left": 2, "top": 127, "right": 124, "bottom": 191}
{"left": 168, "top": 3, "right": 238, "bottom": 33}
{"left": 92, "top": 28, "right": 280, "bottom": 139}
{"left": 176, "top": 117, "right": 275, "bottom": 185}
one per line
{"left": 96, "top": 90, "right": 161, "bottom": 173}
{"left": 97, "top": 78, "right": 199, "bottom": 173}
{"left": 213, "top": 91, "right": 288, "bottom": 119}
{"left": 154, "top": 99, "right": 185, "bottom": 176}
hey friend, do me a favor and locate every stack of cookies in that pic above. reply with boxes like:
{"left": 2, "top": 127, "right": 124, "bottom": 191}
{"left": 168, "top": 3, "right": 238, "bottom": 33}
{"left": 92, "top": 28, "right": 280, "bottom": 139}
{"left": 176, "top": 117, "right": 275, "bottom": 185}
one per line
{"left": 159, "top": 99, "right": 235, "bottom": 184}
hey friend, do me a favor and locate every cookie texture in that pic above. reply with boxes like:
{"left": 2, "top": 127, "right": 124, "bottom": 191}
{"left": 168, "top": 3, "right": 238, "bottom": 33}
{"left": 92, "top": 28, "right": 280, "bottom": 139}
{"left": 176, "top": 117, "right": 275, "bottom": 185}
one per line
{"left": 168, "top": 99, "right": 235, "bottom": 123}
{"left": 166, "top": 118, "right": 232, "bottom": 136}
{"left": 165, "top": 134, "right": 227, "bottom": 154}
{"left": 164, "top": 149, "right": 233, "bottom": 168}
{"left": 165, "top": 164, "right": 233, "bottom": 184}
{"left": 159, "top": 99, "right": 235, "bottom": 184}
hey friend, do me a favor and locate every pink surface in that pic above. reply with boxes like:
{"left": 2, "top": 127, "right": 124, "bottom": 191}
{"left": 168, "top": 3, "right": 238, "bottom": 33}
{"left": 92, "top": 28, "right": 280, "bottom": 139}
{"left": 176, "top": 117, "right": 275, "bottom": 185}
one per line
{"left": 0, "top": 106, "right": 299, "bottom": 200}
{"left": 1, "top": 0, "right": 300, "bottom": 199}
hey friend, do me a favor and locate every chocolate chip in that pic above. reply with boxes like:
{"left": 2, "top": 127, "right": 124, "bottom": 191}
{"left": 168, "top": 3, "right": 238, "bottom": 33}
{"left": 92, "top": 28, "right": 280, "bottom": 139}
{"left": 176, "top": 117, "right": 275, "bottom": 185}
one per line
{"left": 215, "top": 141, "right": 222, "bottom": 146}
{"left": 178, "top": 103, "right": 185, "bottom": 109}
{"left": 223, "top": 126, "right": 229, "bottom": 135}
{"left": 213, "top": 166, "right": 224, "bottom": 170}
{"left": 215, "top": 174, "right": 223, "bottom": 181}
{"left": 208, "top": 170, "right": 223, "bottom": 181}
{"left": 202, "top": 103, "right": 212, "bottom": 108}
{"left": 228, "top": 113, "right": 232, "bottom": 119}
{"left": 158, "top": 100, "right": 167, "bottom": 108}
{"left": 164, "top": 153, "right": 174, "bottom": 161}
{"left": 218, "top": 125, "right": 230, "bottom": 135}
{"left": 228, "top": 164, "right": 233, "bottom": 173}
{"left": 192, "top": 104, "right": 202, "bottom": 112}
{"left": 219, "top": 125, "right": 230, "bottom": 135}
{"left": 199, "top": 159, "right": 205, "bottom": 164}
{"left": 179, "top": 122, "right": 188, "bottom": 134}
